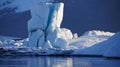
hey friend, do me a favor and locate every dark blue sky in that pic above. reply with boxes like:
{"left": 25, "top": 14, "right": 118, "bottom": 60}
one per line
{"left": 0, "top": 0, "right": 120, "bottom": 38}
{"left": 59, "top": 0, "right": 120, "bottom": 34}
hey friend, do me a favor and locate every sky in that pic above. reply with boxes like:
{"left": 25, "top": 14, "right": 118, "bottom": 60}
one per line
{"left": 0, "top": 0, "right": 120, "bottom": 38}
{"left": 57, "top": 0, "right": 120, "bottom": 35}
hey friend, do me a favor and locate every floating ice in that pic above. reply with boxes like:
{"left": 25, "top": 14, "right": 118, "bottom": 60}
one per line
{"left": 103, "top": 32, "right": 120, "bottom": 57}
{"left": 28, "top": 3, "right": 73, "bottom": 49}
{"left": 73, "top": 32, "right": 120, "bottom": 57}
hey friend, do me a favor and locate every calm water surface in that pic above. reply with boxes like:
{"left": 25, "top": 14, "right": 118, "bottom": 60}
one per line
{"left": 0, "top": 56, "right": 120, "bottom": 67}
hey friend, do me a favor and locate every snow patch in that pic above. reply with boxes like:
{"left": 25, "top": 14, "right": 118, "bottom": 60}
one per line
{"left": 82, "top": 30, "right": 115, "bottom": 36}
{"left": 73, "top": 32, "right": 120, "bottom": 57}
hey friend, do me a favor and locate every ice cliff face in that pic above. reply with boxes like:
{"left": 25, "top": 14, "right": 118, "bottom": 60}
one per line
{"left": 28, "top": 3, "right": 73, "bottom": 49}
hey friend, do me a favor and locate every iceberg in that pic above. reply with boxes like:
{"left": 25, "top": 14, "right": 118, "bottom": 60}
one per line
{"left": 1, "top": 30, "right": 120, "bottom": 58}
{"left": 0, "top": 1, "right": 120, "bottom": 58}
{"left": 28, "top": 29, "right": 45, "bottom": 48}
{"left": 103, "top": 32, "right": 120, "bottom": 57}
{"left": 73, "top": 31, "right": 120, "bottom": 57}
{"left": 28, "top": 3, "right": 73, "bottom": 49}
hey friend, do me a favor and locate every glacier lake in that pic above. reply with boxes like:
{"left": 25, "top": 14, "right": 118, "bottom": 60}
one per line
{"left": 0, "top": 56, "right": 120, "bottom": 67}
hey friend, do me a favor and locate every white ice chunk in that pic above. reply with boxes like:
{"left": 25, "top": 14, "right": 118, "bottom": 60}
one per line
{"left": 28, "top": 30, "right": 45, "bottom": 48}
{"left": 27, "top": 3, "right": 73, "bottom": 49}
{"left": 54, "top": 38, "right": 68, "bottom": 49}
{"left": 47, "top": 28, "right": 73, "bottom": 48}
{"left": 28, "top": 3, "right": 49, "bottom": 48}
{"left": 46, "top": 3, "right": 73, "bottom": 48}
{"left": 59, "top": 28, "right": 73, "bottom": 40}
{"left": 44, "top": 40, "right": 53, "bottom": 49}
{"left": 46, "top": 3, "right": 64, "bottom": 33}
{"left": 28, "top": 3, "right": 49, "bottom": 32}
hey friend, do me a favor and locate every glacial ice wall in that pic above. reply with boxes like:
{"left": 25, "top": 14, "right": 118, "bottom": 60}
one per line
{"left": 28, "top": 3, "right": 73, "bottom": 49}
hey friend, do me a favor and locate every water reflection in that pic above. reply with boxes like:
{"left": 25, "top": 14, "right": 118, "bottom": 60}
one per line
{"left": 0, "top": 56, "right": 120, "bottom": 67}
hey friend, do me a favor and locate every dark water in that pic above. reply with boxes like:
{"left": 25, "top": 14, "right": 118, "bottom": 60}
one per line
{"left": 0, "top": 56, "right": 120, "bottom": 67}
